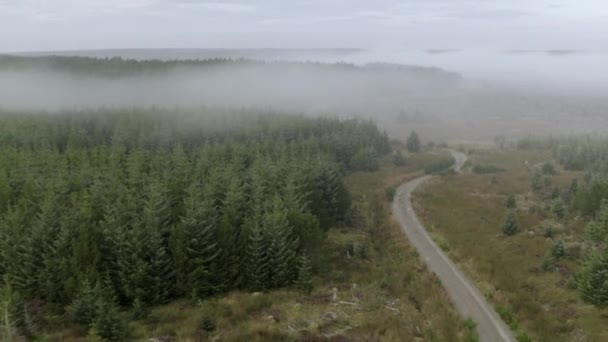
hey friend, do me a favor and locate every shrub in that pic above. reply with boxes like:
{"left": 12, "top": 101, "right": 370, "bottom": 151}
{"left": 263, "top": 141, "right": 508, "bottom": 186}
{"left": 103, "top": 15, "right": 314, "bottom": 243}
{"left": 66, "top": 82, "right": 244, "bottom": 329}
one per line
{"left": 502, "top": 211, "right": 520, "bottom": 236}
{"left": 577, "top": 252, "right": 608, "bottom": 306}
{"left": 424, "top": 156, "right": 455, "bottom": 174}
{"left": 543, "top": 225, "right": 554, "bottom": 238}
{"left": 350, "top": 147, "right": 379, "bottom": 172}
{"left": 201, "top": 317, "right": 216, "bottom": 333}
{"left": 406, "top": 131, "right": 421, "bottom": 153}
{"left": 392, "top": 151, "right": 407, "bottom": 166}
{"left": 516, "top": 332, "right": 534, "bottom": 342}
{"left": 385, "top": 186, "right": 396, "bottom": 201}
{"left": 551, "top": 239, "right": 566, "bottom": 259}
{"left": 505, "top": 194, "right": 517, "bottom": 209}
{"left": 90, "top": 301, "right": 128, "bottom": 341}
{"left": 541, "top": 162, "right": 556, "bottom": 175}
{"left": 551, "top": 198, "right": 566, "bottom": 220}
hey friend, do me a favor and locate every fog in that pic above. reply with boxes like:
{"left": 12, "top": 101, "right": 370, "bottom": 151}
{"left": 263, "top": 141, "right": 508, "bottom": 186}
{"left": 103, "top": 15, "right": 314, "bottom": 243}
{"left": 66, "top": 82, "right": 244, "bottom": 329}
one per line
{"left": 19, "top": 48, "right": 608, "bottom": 94}
{"left": 2, "top": 49, "right": 608, "bottom": 141}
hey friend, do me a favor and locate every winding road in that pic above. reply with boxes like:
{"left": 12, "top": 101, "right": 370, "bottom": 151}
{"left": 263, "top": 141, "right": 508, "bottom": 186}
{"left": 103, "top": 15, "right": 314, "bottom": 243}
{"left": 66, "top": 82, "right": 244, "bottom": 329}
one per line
{"left": 392, "top": 150, "right": 515, "bottom": 342}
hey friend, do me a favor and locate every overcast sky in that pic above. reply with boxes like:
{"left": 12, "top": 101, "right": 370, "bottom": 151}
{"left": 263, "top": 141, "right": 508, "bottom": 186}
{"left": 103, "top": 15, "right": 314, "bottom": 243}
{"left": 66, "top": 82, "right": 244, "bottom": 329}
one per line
{"left": 1, "top": 0, "right": 607, "bottom": 52}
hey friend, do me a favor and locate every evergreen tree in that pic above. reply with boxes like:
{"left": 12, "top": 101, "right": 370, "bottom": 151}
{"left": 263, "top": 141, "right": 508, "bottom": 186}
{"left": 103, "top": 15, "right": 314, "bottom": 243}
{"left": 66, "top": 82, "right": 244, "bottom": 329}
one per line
{"left": 502, "top": 211, "right": 520, "bottom": 236}
{"left": 295, "top": 252, "right": 313, "bottom": 294}
{"left": 406, "top": 131, "right": 421, "bottom": 153}
{"left": 0, "top": 279, "right": 24, "bottom": 341}
{"left": 245, "top": 220, "right": 269, "bottom": 291}
{"left": 505, "top": 194, "right": 517, "bottom": 209}
{"left": 551, "top": 239, "right": 566, "bottom": 259}
{"left": 264, "top": 195, "right": 298, "bottom": 288}
{"left": 577, "top": 251, "right": 608, "bottom": 306}
{"left": 180, "top": 182, "right": 219, "bottom": 298}
{"left": 393, "top": 150, "right": 407, "bottom": 167}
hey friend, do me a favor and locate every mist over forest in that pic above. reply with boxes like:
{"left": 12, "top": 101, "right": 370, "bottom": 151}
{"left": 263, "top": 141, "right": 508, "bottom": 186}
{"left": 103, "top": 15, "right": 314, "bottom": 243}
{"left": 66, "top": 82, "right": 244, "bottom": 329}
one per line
{"left": 2, "top": 52, "right": 608, "bottom": 142}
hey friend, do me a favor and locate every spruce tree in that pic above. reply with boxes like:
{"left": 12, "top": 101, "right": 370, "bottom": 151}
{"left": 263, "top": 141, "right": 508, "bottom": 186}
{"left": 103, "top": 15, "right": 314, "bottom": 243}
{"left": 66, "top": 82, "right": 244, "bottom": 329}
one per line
{"left": 502, "top": 211, "right": 520, "bottom": 236}
{"left": 265, "top": 195, "right": 298, "bottom": 288}
{"left": 180, "top": 182, "right": 219, "bottom": 298}
{"left": 406, "top": 131, "right": 421, "bottom": 153}
{"left": 577, "top": 251, "right": 608, "bottom": 306}
{"left": 505, "top": 194, "right": 517, "bottom": 209}
{"left": 296, "top": 252, "right": 313, "bottom": 294}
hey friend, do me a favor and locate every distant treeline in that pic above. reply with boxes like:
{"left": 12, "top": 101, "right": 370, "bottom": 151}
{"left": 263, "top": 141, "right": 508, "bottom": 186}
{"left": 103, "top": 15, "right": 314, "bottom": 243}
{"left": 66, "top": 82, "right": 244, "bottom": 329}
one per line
{"left": 518, "top": 136, "right": 608, "bottom": 216}
{"left": 0, "top": 54, "right": 461, "bottom": 81}
{"left": 0, "top": 110, "right": 390, "bottom": 338}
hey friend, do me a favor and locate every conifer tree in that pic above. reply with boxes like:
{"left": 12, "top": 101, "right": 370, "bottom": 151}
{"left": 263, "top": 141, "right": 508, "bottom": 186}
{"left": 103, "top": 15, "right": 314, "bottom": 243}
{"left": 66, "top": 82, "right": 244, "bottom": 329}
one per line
{"left": 406, "top": 131, "right": 421, "bottom": 153}
{"left": 296, "top": 252, "right": 313, "bottom": 294}
{"left": 502, "top": 211, "right": 520, "bottom": 236}
{"left": 180, "top": 182, "right": 219, "bottom": 298}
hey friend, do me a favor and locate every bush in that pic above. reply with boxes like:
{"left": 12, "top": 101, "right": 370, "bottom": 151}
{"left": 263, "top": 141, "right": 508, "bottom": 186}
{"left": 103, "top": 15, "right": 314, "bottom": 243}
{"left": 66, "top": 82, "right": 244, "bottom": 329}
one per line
{"left": 392, "top": 151, "right": 407, "bottom": 166}
{"left": 502, "top": 211, "right": 520, "bottom": 236}
{"left": 406, "top": 131, "right": 421, "bottom": 153}
{"left": 516, "top": 332, "right": 534, "bottom": 342}
{"left": 551, "top": 239, "right": 566, "bottom": 259}
{"left": 541, "top": 162, "right": 556, "bottom": 175}
{"left": 201, "top": 317, "right": 216, "bottom": 333}
{"left": 244, "top": 295, "right": 273, "bottom": 315}
{"left": 577, "top": 252, "right": 608, "bottom": 306}
{"left": 350, "top": 147, "right": 379, "bottom": 172}
{"left": 385, "top": 186, "right": 396, "bottom": 201}
{"left": 424, "top": 156, "right": 455, "bottom": 174}
{"left": 90, "top": 301, "right": 128, "bottom": 341}
{"left": 473, "top": 164, "right": 505, "bottom": 174}
{"left": 505, "top": 194, "right": 517, "bottom": 209}
{"left": 543, "top": 225, "right": 554, "bottom": 238}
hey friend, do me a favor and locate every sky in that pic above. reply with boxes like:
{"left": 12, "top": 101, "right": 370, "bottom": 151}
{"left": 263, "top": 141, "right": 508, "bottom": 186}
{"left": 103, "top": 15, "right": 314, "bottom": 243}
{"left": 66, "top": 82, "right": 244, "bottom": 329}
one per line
{"left": 1, "top": 0, "right": 607, "bottom": 52}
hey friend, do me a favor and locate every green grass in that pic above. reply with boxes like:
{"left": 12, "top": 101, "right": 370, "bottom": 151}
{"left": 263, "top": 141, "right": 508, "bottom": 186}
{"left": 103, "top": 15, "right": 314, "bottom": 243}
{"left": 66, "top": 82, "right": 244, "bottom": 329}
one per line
{"left": 414, "top": 148, "right": 608, "bottom": 342}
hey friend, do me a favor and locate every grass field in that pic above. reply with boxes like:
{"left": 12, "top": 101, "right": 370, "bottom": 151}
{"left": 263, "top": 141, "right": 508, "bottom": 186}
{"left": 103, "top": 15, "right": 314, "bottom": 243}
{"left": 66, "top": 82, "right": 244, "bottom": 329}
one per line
{"left": 44, "top": 149, "right": 475, "bottom": 341}
{"left": 414, "top": 147, "right": 608, "bottom": 341}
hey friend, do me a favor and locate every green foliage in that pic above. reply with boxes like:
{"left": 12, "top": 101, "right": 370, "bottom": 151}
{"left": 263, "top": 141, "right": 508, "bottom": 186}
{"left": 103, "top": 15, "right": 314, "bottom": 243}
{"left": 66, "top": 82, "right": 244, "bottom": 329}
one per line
{"left": 578, "top": 200, "right": 608, "bottom": 306}
{"left": 505, "top": 194, "right": 517, "bottom": 209}
{"left": 424, "top": 156, "right": 455, "bottom": 175}
{"left": 0, "top": 280, "right": 24, "bottom": 341}
{"left": 551, "top": 240, "right": 565, "bottom": 259}
{"left": 385, "top": 186, "right": 396, "bottom": 202}
{"left": 91, "top": 300, "right": 127, "bottom": 341}
{"left": 583, "top": 199, "right": 608, "bottom": 244}
{"left": 543, "top": 225, "right": 554, "bottom": 238}
{"left": 392, "top": 150, "right": 407, "bottom": 166}
{"left": 541, "top": 162, "right": 556, "bottom": 175}
{"left": 516, "top": 332, "right": 534, "bottom": 342}
{"left": 406, "top": 131, "right": 421, "bottom": 153}
{"left": 462, "top": 318, "right": 479, "bottom": 342}
{"left": 295, "top": 253, "right": 313, "bottom": 294}
{"left": 502, "top": 211, "right": 520, "bottom": 236}
{"left": 577, "top": 251, "right": 608, "bottom": 306}
{"left": 0, "top": 110, "right": 391, "bottom": 337}
{"left": 530, "top": 172, "right": 543, "bottom": 193}
{"left": 473, "top": 164, "right": 505, "bottom": 174}
{"left": 350, "top": 147, "right": 379, "bottom": 172}
{"left": 551, "top": 198, "right": 566, "bottom": 220}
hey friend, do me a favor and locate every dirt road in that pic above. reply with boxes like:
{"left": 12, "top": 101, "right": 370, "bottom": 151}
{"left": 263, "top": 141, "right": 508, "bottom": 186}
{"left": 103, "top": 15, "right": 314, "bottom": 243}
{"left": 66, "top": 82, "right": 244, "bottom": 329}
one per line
{"left": 392, "top": 150, "right": 515, "bottom": 342}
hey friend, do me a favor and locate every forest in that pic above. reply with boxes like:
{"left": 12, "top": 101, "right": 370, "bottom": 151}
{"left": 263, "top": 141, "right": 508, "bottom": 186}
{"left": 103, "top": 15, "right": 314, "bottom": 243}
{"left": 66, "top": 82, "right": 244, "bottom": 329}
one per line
{"left": 0, "top": 109, "right": 391, "bottom": 339}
